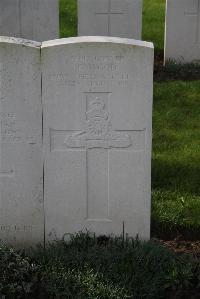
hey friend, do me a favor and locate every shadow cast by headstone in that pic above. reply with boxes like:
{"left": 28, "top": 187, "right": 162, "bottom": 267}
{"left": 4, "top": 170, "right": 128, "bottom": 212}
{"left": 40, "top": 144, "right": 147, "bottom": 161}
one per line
{"left": 152, "top": 158, "right": 200, "bottom": 197}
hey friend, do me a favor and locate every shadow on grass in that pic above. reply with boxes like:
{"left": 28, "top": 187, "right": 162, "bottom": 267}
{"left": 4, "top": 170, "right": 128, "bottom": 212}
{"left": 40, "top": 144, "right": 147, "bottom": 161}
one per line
{"left": 152, "top": 157, "right": 200, "bottom": 240}
{"left": 152, "top": 158, "right": 200, "bottom": 196}
{"left": 154, "top": 59, "right": 200, "bottom": 81}
{"left": 151, "top": 219, "right": 200, "bottom": 241}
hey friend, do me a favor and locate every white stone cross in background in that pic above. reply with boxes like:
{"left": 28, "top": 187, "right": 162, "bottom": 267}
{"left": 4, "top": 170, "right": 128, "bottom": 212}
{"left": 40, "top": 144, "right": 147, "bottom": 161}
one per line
{"left": 95, "top": 0, "right": 124, "bottom": 36}
{"left": 78, "top": 0, "right": 143, "bottom": 39}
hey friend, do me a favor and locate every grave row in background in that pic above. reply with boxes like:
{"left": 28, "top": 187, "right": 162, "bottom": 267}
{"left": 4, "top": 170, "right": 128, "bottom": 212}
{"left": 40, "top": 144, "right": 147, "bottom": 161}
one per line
{"left": 0, "top": 0, "right": 199, "bottom": 63}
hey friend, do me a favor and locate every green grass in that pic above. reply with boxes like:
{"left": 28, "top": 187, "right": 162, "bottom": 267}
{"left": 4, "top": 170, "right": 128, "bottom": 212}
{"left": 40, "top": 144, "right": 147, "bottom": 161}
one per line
{"left": 1, "top": 234, "right": 199, "bottom": 298}
{"left": 60, "top": 0, "right": 77, "bottom": 37}
{"left": 58, "top": 1, "right": 200, "bottom": 238}
{"left": 152, "top": 81, "right": 200, "bottom": 238}
{"left": 143, "top": 0, "right": 166, "bottom": 51}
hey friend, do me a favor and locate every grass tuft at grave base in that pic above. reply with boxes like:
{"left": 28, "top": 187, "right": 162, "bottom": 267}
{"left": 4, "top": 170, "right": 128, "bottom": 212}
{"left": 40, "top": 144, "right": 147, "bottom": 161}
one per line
{"left": 0, "top": 233, "right": 199, "bottom": 299}
{"left": 154, "top": 60, "right": 200, "bottom": 81}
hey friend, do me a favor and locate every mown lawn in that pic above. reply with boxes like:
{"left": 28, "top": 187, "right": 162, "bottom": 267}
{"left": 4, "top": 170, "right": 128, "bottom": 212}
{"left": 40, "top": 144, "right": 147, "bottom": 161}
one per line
{"left": 59, "top": 0, "right": 200, "bottom": 239}
{"left": 60, "top": 0, "right": 77, "bottom": 37}
{"left": 143, "top": 0, "right": 165, "bottom": 51}
{"left": 152, "top": 81, "right": 200, "bottom": 238}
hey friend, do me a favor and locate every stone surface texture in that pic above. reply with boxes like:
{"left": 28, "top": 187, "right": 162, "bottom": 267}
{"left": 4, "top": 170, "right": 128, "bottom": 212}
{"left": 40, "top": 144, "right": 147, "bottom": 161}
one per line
{"left": 42, "top": 36, "right": 153, "bottom": 241}
{"left": 78, "top": 0, "right": 143, "bottom": 39}
{"left": 165, "top": 0, "right": 200, "bottom": 63}
{"left": 0, "top": 37, "right": 43, "bottom": 246}
{"left": 0, "top": 0, "right": 59, "bottom": 42}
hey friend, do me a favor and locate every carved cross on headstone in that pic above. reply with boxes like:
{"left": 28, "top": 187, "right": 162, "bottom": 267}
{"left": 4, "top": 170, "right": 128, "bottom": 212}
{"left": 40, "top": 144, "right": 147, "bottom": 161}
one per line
{"left": 50, "top": 92, "right": 145, "bottom": 221}
{"left": 184, "top": 0, "right": 200, "bottom": 44}
{"left": 95, "top": 0, "right": 124, "bottom": 35}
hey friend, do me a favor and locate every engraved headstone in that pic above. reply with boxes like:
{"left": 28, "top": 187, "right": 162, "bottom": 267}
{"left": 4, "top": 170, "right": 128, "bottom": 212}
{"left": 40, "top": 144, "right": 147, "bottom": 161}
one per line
{"left": 78, "top": 0, "right": 143, "bottom": 39}
{"left": 0, "top": 0, "right": 59, "bottom": 42}
{"left": 165, "top": 0, "right": 200, "bottom": 63}
{"left": 42, "top": 36, "right": 153, "bottom": 240}
{"left": 0, "top": 37, "right": 43, "bottom": 246}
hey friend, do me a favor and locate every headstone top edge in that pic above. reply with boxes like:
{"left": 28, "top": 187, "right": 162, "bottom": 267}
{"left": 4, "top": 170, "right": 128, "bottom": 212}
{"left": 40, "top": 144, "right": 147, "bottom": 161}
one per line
{"left": 41, "top": 36, "right": 154, "bottom": 49}
{"left": 0, "top": 36, "right": 41, "bottom": 48}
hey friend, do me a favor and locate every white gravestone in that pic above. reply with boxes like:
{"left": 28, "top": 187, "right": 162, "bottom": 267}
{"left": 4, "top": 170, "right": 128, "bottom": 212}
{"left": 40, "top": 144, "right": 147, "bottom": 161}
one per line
{"left": 0, "top": 37, "right": 43, "bottom": 246}
{"left": 42, "top": 36, "right": 153, "bottom": 240}
{"left": 0, "top": 0, "right": 21, "bottom": 38}
{"left": 0, "top": 0, "right": 59, "bottom": 42}
{"left": 78, "top": 0, "right": 143, "bottom": 39}
{"left": 165, "top": 0, "right": 200, "bottom": 63}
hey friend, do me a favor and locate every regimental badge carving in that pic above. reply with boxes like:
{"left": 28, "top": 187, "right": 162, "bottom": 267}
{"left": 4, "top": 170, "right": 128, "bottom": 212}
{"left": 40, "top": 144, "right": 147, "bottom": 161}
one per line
{"left": 66, "top": 96, "right": 132, "bottom": 149}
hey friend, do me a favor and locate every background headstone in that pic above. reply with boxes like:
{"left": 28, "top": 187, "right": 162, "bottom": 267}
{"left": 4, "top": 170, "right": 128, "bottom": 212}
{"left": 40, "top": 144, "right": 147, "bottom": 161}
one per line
{"left": 0, "top": 0, "right": 59, "bottom": 42}
{"left": 42, "top": 36, "right": 153, "bottom": 241}
{"left": 0, "top": 37, "right": 43, "bottom": 246}
{"left": 165, "top": 0, "right": 200, "bottom": 63}
{"left": 78, "top": 0, "right": 143, "bottom": 39}
{"left": 0, "top": 0, "right": 21, "bottom": 38}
